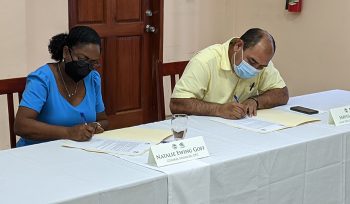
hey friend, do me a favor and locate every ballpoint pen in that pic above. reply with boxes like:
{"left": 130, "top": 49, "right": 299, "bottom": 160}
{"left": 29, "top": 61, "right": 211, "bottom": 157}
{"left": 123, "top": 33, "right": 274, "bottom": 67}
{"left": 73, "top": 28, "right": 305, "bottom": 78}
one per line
{"left": 250, "top": 82, "right": 255, "bottom": 91}
{"left": 80, "top": 112, "right": 88, "bottom": 125}
{"left": 233, "top": 95, "right": 239, "bottom": 103}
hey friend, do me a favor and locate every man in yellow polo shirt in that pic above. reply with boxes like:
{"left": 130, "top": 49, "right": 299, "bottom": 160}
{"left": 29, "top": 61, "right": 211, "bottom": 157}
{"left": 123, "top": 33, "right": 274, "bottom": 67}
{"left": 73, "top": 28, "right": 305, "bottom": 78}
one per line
{"left": 170, "top": 28, "right": 289, "bottom": 119}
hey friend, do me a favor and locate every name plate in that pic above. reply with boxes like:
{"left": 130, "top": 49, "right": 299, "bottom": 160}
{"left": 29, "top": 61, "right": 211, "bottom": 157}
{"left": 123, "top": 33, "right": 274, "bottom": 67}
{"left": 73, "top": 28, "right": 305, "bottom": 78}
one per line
{"left": 329, "top": 105, "right": 350, "bottom": 126}
{"left": 148, "top": 136, "right": 209, "bottom": 167}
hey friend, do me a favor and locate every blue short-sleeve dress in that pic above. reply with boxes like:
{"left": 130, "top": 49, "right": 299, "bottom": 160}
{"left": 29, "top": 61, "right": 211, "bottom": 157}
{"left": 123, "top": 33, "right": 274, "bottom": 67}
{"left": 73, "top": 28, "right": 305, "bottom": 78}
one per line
{"left": 17, "top": 64, "right": 105, "bottom": 147}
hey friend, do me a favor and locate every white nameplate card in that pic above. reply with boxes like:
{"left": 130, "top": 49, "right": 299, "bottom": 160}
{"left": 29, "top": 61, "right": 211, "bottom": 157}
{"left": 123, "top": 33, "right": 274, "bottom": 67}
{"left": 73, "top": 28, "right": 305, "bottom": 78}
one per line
{"left": 329, "top": 105, "right": 350, "bottom": 126}
{"left": 148, "top": 136, "right": 209, "bottom": 167}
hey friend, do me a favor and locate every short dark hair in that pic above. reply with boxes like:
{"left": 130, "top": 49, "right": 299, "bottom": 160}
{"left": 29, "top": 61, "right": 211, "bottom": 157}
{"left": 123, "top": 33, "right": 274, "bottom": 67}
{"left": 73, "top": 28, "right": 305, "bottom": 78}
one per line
{"left": 240, "top": 28, "right": 276, "bottom": 52}
{"left": 48, "top": 26, "right": 101, "bottom": 61}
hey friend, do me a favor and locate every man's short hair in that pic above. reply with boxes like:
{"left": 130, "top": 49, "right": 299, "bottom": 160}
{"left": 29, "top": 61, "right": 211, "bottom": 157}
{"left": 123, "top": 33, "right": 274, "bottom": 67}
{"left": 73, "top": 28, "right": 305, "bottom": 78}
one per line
{"left": 240, "top": 28, "right": 276, "bottom": 52}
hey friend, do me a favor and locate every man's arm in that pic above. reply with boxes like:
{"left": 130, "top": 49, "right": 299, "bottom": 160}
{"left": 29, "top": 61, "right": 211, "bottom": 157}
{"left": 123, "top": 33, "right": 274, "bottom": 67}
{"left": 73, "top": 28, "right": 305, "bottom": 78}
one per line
{"left": 170, "top": 98, "right": 246, "bottom": 119}
{"left": 255, "top": 86, "right": 289, "bottom": 109}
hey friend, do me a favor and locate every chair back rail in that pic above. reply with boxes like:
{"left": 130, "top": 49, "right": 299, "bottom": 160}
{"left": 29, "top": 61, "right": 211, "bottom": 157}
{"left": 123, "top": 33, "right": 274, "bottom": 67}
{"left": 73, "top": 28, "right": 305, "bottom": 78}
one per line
{"left": 157, "top": 61, "right": 188, "bottom": 120}
{"left": 0, "top": 77, "right": 26, "bottom": 148}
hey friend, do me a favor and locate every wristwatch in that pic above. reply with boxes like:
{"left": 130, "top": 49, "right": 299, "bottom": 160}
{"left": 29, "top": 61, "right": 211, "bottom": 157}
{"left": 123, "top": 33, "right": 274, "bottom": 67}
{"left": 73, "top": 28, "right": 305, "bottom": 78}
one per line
{"left": 248, "top": 96, "right": 259, "bottom": 108}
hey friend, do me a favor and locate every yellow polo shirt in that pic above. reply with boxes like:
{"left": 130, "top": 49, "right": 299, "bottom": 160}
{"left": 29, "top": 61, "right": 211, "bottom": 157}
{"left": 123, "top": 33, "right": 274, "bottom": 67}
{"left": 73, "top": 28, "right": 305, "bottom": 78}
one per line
{"left": 171, "top": 38, "right": 286, "bottom": 104}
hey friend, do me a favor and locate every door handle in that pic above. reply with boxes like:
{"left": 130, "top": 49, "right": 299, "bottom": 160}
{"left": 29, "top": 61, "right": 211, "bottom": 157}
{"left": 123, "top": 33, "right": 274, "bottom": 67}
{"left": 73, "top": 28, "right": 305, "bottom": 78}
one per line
{"left": 145, "top": 25, "right": 156, "bottom": 33}
{"left": 145, "top": 9, "right": 153, "bottom": 17}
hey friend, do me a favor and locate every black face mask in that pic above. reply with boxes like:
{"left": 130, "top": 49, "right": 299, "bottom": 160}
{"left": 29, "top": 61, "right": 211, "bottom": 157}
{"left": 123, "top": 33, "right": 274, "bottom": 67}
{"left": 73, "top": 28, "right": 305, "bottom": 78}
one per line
{"left": 64, "top": 50, "right": 93, "bottom": 82}
{"left": 64, "top": 60, "right": 93, "bottom": 82}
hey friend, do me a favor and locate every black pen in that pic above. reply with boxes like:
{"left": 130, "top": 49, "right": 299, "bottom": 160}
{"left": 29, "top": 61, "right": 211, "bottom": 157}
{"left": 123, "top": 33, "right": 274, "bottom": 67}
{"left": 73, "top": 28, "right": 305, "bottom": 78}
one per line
{"left": 233, "top": 95, "right": 239, "bottom": 103}
{"left": 250, "top": 82, "right": 255, "bottom": 91}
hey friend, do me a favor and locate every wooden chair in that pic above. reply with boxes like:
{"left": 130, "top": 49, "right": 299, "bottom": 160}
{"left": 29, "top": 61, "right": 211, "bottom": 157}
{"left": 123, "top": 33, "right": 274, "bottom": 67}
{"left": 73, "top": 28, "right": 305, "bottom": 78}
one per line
{"left": 157, "top": 61, "right": 188, "bottom": 120}
{"left": 0, "top": 77, "right": 26, "bottom": 148}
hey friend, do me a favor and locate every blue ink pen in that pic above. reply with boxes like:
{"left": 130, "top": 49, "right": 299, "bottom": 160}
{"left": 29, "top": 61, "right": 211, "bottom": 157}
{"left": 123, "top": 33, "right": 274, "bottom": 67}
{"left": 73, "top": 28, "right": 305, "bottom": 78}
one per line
{"left": 80, "top": 112, "right": 88, "bottom": 125}
{"left": 233, "top": 95, "right": 239, "bottom": 103}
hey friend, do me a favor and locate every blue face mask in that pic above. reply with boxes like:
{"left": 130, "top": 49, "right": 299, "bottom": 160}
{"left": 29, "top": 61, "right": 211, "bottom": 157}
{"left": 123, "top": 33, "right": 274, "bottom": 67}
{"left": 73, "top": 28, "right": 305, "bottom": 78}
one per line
{"left": 232, "top": 48, "right": 261, "bottom": 79}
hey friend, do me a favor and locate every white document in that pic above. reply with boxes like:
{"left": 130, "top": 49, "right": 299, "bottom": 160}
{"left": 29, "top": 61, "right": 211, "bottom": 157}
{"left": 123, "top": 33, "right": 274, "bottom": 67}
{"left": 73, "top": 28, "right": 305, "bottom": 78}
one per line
{"left": 210, "top": 117, "right": 286, "bottom": 133}
{"left": 63, "top": 138, "right": 152, "bottom": 156}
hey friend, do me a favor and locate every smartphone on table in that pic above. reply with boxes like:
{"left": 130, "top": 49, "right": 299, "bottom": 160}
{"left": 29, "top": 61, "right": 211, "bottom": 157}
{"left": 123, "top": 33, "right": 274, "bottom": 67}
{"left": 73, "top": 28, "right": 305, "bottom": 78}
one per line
{"left": 290, "top": 106, "right": 319, "bottom": 115}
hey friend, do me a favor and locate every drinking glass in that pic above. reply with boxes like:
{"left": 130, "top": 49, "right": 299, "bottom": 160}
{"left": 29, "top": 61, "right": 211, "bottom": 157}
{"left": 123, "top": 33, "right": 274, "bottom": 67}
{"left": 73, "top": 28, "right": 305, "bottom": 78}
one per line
{"left": 171, "top": 114, "right": 188, "bottom": 140}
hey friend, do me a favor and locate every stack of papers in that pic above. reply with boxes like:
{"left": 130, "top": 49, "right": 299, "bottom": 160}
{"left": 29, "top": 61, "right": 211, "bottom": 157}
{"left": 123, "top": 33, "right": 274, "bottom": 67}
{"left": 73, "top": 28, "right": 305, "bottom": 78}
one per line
{"left": 63, "top": 138, "right": 152, "bottom": 156}
{"left": 210, "top": 109, "right": 320, "bottom": 133}
{"left": 210, "top": 117, "right": 285, "bottom": 133}
{"left": 62, "top": 127, "right": 173, "bottom": 156}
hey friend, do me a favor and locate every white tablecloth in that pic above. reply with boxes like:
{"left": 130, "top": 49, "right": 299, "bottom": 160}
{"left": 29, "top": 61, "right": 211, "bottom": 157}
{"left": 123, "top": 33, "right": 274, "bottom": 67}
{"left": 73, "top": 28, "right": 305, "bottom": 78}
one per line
{"left": 0, "top": 141, "right": 167, "bottom": 204}
{"left": 2, "top": 89, "right": 350, "bottom": 204}
{"left": 124, "top": 89, "right": 350, "bottom": 204}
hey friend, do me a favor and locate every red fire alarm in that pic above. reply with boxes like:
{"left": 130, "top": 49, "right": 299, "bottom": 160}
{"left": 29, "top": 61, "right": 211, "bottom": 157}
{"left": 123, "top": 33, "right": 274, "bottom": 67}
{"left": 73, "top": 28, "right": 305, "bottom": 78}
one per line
{"left": 287, "top": 0, "right": 302, "bottom": 12}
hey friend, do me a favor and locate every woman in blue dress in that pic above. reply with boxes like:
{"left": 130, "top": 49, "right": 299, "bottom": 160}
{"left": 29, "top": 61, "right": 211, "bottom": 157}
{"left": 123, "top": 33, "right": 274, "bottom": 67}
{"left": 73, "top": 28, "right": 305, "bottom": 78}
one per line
{"left": 14, "top": 26, "right": 109, "bottom": 147}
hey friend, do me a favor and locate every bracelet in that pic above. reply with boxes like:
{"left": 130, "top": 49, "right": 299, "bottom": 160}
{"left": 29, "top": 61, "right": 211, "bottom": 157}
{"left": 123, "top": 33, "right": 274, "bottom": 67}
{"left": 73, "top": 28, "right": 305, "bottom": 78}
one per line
{"left": 248, "top": 96, "right": 259, "bottom": 108}
{"left": 93, "top": 122, "right": 102, "bottom": 127}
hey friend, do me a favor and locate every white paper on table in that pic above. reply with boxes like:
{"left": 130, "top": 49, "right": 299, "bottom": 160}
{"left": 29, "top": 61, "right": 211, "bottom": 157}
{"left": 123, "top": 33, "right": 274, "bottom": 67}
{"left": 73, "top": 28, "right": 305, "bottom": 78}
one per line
{"left": 62, "top": 138, "right": 152, "bottom": 156}
{"left": 209, "top": 116, "right": 286, "bottom": 133}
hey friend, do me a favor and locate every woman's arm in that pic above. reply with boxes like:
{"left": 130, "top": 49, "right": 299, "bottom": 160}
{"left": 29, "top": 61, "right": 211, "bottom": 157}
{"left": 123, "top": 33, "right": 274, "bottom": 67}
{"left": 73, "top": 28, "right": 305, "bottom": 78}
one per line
{"left": 14, "top": 107, "right": 95, "bottom": 141}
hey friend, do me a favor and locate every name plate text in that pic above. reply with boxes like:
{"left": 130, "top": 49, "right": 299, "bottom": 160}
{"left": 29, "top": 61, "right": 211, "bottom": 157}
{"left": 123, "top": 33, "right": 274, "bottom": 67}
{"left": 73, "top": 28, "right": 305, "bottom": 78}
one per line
{"left": 148, "top": 137, "right": 209, "bottom": 167}
{"left": 329, "top": 105, "right": 350, "bottom": 126}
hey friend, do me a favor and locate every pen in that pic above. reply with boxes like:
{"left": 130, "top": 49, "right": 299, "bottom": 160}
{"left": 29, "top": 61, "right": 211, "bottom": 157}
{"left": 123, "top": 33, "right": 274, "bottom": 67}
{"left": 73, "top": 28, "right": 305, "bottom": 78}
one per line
{"left": 80, "top": 112, "right": 88, "bottom": 125}
{"left": 250, "top": 82, "right": 255, "bottom": 91}
{"left": 233, "top": 95, "right": 239, "bottom": 103}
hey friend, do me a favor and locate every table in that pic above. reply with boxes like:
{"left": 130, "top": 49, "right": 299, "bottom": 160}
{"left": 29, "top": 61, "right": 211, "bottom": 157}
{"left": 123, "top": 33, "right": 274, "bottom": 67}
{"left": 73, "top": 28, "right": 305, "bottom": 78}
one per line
{"left": 1, "top": 89, "right": 350, "bottom": 204}
{"left": 0, "top": 141, "right": 167, "bottom": 203}
{"left": 131, "top": 89, "right": 350, "bottom": 204}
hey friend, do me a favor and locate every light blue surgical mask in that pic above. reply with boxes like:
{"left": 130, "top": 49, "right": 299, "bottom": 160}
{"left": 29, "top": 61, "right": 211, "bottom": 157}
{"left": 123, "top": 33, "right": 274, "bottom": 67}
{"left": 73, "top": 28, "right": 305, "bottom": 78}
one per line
{"left": 232, "top": 48, "right": 261, "bottom": 79}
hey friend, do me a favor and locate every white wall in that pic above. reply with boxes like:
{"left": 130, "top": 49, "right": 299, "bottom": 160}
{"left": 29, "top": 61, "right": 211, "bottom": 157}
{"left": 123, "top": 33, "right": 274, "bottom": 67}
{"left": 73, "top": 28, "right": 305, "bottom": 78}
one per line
{"left": 163, "top": 0, "right": 235, "bottom": 62}
{"left": 26, "top": 0, "right": 69, "bottom": 71}
{"left": 0, "top": 0, "right": 27, "bottom": 79}
{"left": 163, "top": 0, "right": 350, "bottom": 98}
{"left": 234, "top": 0, "right": 350, "bottom": 96}
{"left": 0, "top": 0, "right": 68, "bottom": 150}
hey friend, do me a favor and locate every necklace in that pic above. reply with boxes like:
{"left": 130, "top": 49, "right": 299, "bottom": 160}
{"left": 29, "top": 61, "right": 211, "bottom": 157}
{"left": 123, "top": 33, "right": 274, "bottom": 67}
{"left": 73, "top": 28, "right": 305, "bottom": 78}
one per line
{"left": 57, "top": 63, "right": 78, "bottom": 98}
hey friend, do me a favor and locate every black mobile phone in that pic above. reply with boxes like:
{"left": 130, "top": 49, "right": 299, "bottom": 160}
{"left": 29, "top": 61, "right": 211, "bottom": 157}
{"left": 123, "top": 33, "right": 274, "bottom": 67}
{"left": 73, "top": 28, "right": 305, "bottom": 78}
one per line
{"left": 290, "top": 106, "right": 319, "bottom": 115}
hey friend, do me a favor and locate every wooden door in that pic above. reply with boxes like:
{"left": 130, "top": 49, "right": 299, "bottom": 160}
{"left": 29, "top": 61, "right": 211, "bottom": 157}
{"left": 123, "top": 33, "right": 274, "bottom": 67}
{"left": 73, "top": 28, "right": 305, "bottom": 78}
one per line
{"left": 69, "top": 0, "right": 162, "bottom": 129}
